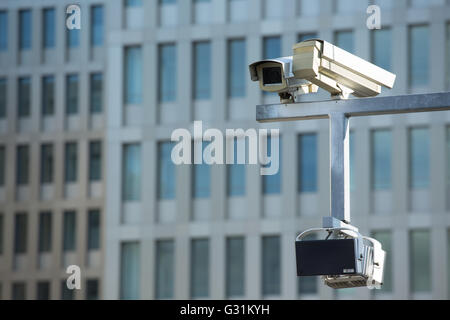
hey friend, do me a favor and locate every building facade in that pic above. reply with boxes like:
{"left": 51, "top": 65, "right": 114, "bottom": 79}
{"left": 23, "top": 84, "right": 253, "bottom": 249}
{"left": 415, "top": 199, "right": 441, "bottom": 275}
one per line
{"left": 1, "top": 0, "right": 450, "bottom": 300}
{"left": 104, "top": 0, "right": 450, "bottom": 300}
{"left": 0, "top": 0, "right": 106, "bottom": 299}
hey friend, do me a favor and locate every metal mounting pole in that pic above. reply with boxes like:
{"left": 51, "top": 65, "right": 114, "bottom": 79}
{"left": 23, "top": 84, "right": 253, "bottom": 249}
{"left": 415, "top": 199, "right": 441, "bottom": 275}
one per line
{"left": 329, "top": 113, "right": 350, "bottom": 224}
{"left": 256, "top": 92, "right": 450, "bottom": 230}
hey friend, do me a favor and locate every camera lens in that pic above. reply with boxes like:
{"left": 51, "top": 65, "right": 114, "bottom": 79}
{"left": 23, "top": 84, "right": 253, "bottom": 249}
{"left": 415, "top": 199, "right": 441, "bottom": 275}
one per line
{"left": 262, "top": 67, "right": 282, "bottom": 85}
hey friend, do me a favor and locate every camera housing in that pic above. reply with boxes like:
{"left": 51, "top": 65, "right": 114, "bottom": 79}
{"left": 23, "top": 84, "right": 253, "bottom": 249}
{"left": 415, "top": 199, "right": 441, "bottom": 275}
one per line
{"left": 249, "top": 39, "right": 396, "bottom": 102}
{"left": 249, "top": 57, "right": 318, "bottom": 103}
{"left": 296, "top": 228, "right": 386, "bottom": 289}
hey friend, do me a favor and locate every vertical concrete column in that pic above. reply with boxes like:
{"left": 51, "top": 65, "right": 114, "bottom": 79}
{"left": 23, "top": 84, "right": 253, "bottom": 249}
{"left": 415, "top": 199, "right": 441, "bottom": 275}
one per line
{"left": 248, "top": 0, "right": 262, "bottom": 21}
{"left": 393, "top": 227, "right": 409, "bottom": 299}
{"left": 212, "top": 37, "right": 227, "bottom": 122}
{"left": 430, "top": 121, "right": 446, "bottom": 214}
{"left": 431, "top": 226, "right": 447, "bottom": 299}
{"left": 246, "top": 234, "right": 261, "bottom": 299}
{"left": 142, "top": 42, "right": 158, "bottom": 127}
{"left": 140, "top": 232, "right": 155, "bottom": 299}
{"left": 175, "top": 234, "right": 190, "bottom": 299}
{"left": 210, "top": 234, "right": 225, "bottom": 299}
{"left": 281, "top": 231, "right": 296, "bottom": 299}
{"left": 212, "top": 0, "right": 226, "bottom": 24}
{"left": 392, "top": 123, "right": 408, "bottom": 215}
{"left": 57, "top": 3, "right": 67, "bottom": 66}
{"left": 391, "top": 23, "right": 408, "bottom": 95}
{"left": 31, "top": 7, "right": 42, "bottom": 66}
{"left": 106, "top": 45, "right": 123, "bottom": 128}
{"left": 80, "top": 2, "right": 90, "bottom": 64}
{"left": 176, "top": 40, "right": 192, "bottom": 123}
{"left": 429, "top": 16, "right": 445, "bottom": 92}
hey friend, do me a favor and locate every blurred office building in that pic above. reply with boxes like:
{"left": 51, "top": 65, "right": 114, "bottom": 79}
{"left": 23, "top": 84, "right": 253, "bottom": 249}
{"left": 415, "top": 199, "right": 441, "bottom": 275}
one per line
{"left": 0, "top": 0, "right": 450, "bottom": 300}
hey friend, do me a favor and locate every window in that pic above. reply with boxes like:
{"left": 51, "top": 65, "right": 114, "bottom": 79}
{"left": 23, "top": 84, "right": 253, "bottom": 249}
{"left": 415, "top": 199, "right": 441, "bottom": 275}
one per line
{"left": 193, "top": 0, "right": 211, "bottom": 24}
{"left": 193, "top": 142, "right": 211, "bottom": 198}
{"left": 262, "top": 236, "right": 280, "bottom": 296}
{"left": 190, "top": 239, "right": 209, "bottom": 298}
{"left": 298, "top": 0, "right": 319, "bottom": 16}
{"left": 409, "top": 128, "right": 429, "bottom": 189}
{"left": 228, "top": 39, "right": 246, "bottom": 98}
{"left": 126, "top": 0, "right": 143, "bottom": 6}
{"left": 193, "top": 42, "right": 211, "bottom": 100}
{"left": 263, "top": 36, "right": 281, "bottom": 60}
{"left": 16, "top": 145, "right": 29, "bottom": 185}
{"left": 372, "top": 130, "right": 392, "bottom": 190}
{"left": 66, "top": 75, "right": 79, "bottom": 115}
{"left": 12, "top": 282, "right": 26, "bottom": 300}
{"left": 67, "top": 27, "right": 80, "bottom": 48}
{"left": 335, "top": 30, "right": 354, "bottom": 54}
{"left": 42, "top": 76, "right": 54, "bottom": 116}
{"left": 38, "top": 211, "right": 52, "bottom": 253}
{"left": 155, "top": 240, "right": 175, "bottom": 299}
{"left": 14, "top": 213, "right": 27, "bottom": 254}
{"left": 89, "top": 141, "right": 102, "bottom": 182}
{"left": 410, "top": 230, "right": 431, "bottom": 293}
{"left": 37, "top": 282, "right": 50, "bottom": 300}
{"left": 372, "top": 231, "right": 392, "bottom": 293}
{"left": 160, "top": 0, "right": 178, "bottom": 27}
{"left": 228, "top": 0, "right": 247, "bottom": 22}
{"left": 122, "top": 144, "right": 141, "bottom": 201}
{"left": 124, "top": 46, "right": 142, "bottom": 104}
{"left": 87, "top": 209, "right": 100, "bottom": 250}
{"left": 64, "top": 142, "right": 78, "bottom": 183}
{"left": 86, "top": 279, "right": 99, "bottom": 300}
{"left": 0, "top": 146, "right": 5, "bottom": 186}
{"left": 0, "top": 11, "right": 7, "bottom": 51}
{"left": 61, "top": 280, "right": 74, "bottom": 300}
{"left": 227, "top": 138, "right": 246, "bottom": 197}
{"left": 226, "top": 237, "right": 245, "bottom": 297}
{"left": 158, "top": 142, "right": 175, "bottom": 200}
{"left": 19, "top": 10, "right": 31, "bottom": 50}
{"left": 91, "top": 6, "right": 104, "bottom": 47}
{"left": 371, "top": 28, "right": 392, "bottom": 71}
{"left": 63, "top": 211, "right": 76, "bottom": 251}
{"left": 43, "top": 8, "right": 55, "bottom": 49}
{"left": 18, "top": 77, "right": 31, "bottom": 118}
{"left": 335, "top": 0, "right": 356, "bottom": 14}
{"left": 0, "top": 78, "right": 6, "bottom": 118}
{"left": 298, "top": 134, "right": 317, "bottom": 193}
{"left": 159, "top": 44, "right": 176, "bottom": 103}
{"left": 264, "top": 0, "right": 283, "bottom": 19}
{"left": 262, "top": 135, "right": 281, "bottom": 195}
{"left": 0, "top": 214, "right": 4, "bottom": 255}
{"left": 120, "top": 242, "right": 140, "bottom": 299}
{"left": 298, "top": 33, "right": 318, "bottom": 42}
{"left": 40, "top": 144, "right": 53, "bottom": 184}
{"left": 409, "top": 25, "right": 429, "bottom": 87}
{"left": 90, "top": 73, "right": 103, "bottom": 113}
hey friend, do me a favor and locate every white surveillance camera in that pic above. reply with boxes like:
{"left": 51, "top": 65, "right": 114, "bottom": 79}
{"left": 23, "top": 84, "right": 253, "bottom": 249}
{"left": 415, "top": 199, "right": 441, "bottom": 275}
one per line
{"left": 249, "top": 39, "right": 396, "bottom": 102}
{"left": 295, "top": 227, "right": 386, "bottom": 289}
{"left": 249, "top": 57, "right": 318, "bottom": 104}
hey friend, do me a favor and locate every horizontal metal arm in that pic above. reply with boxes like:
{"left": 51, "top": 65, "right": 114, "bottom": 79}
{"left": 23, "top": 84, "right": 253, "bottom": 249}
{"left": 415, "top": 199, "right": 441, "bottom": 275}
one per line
{"left": 256, "top": 91, "right": 450, "bottom": 226}
{"left": 256, "top": 92, "right": 450, "bottom": 122}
